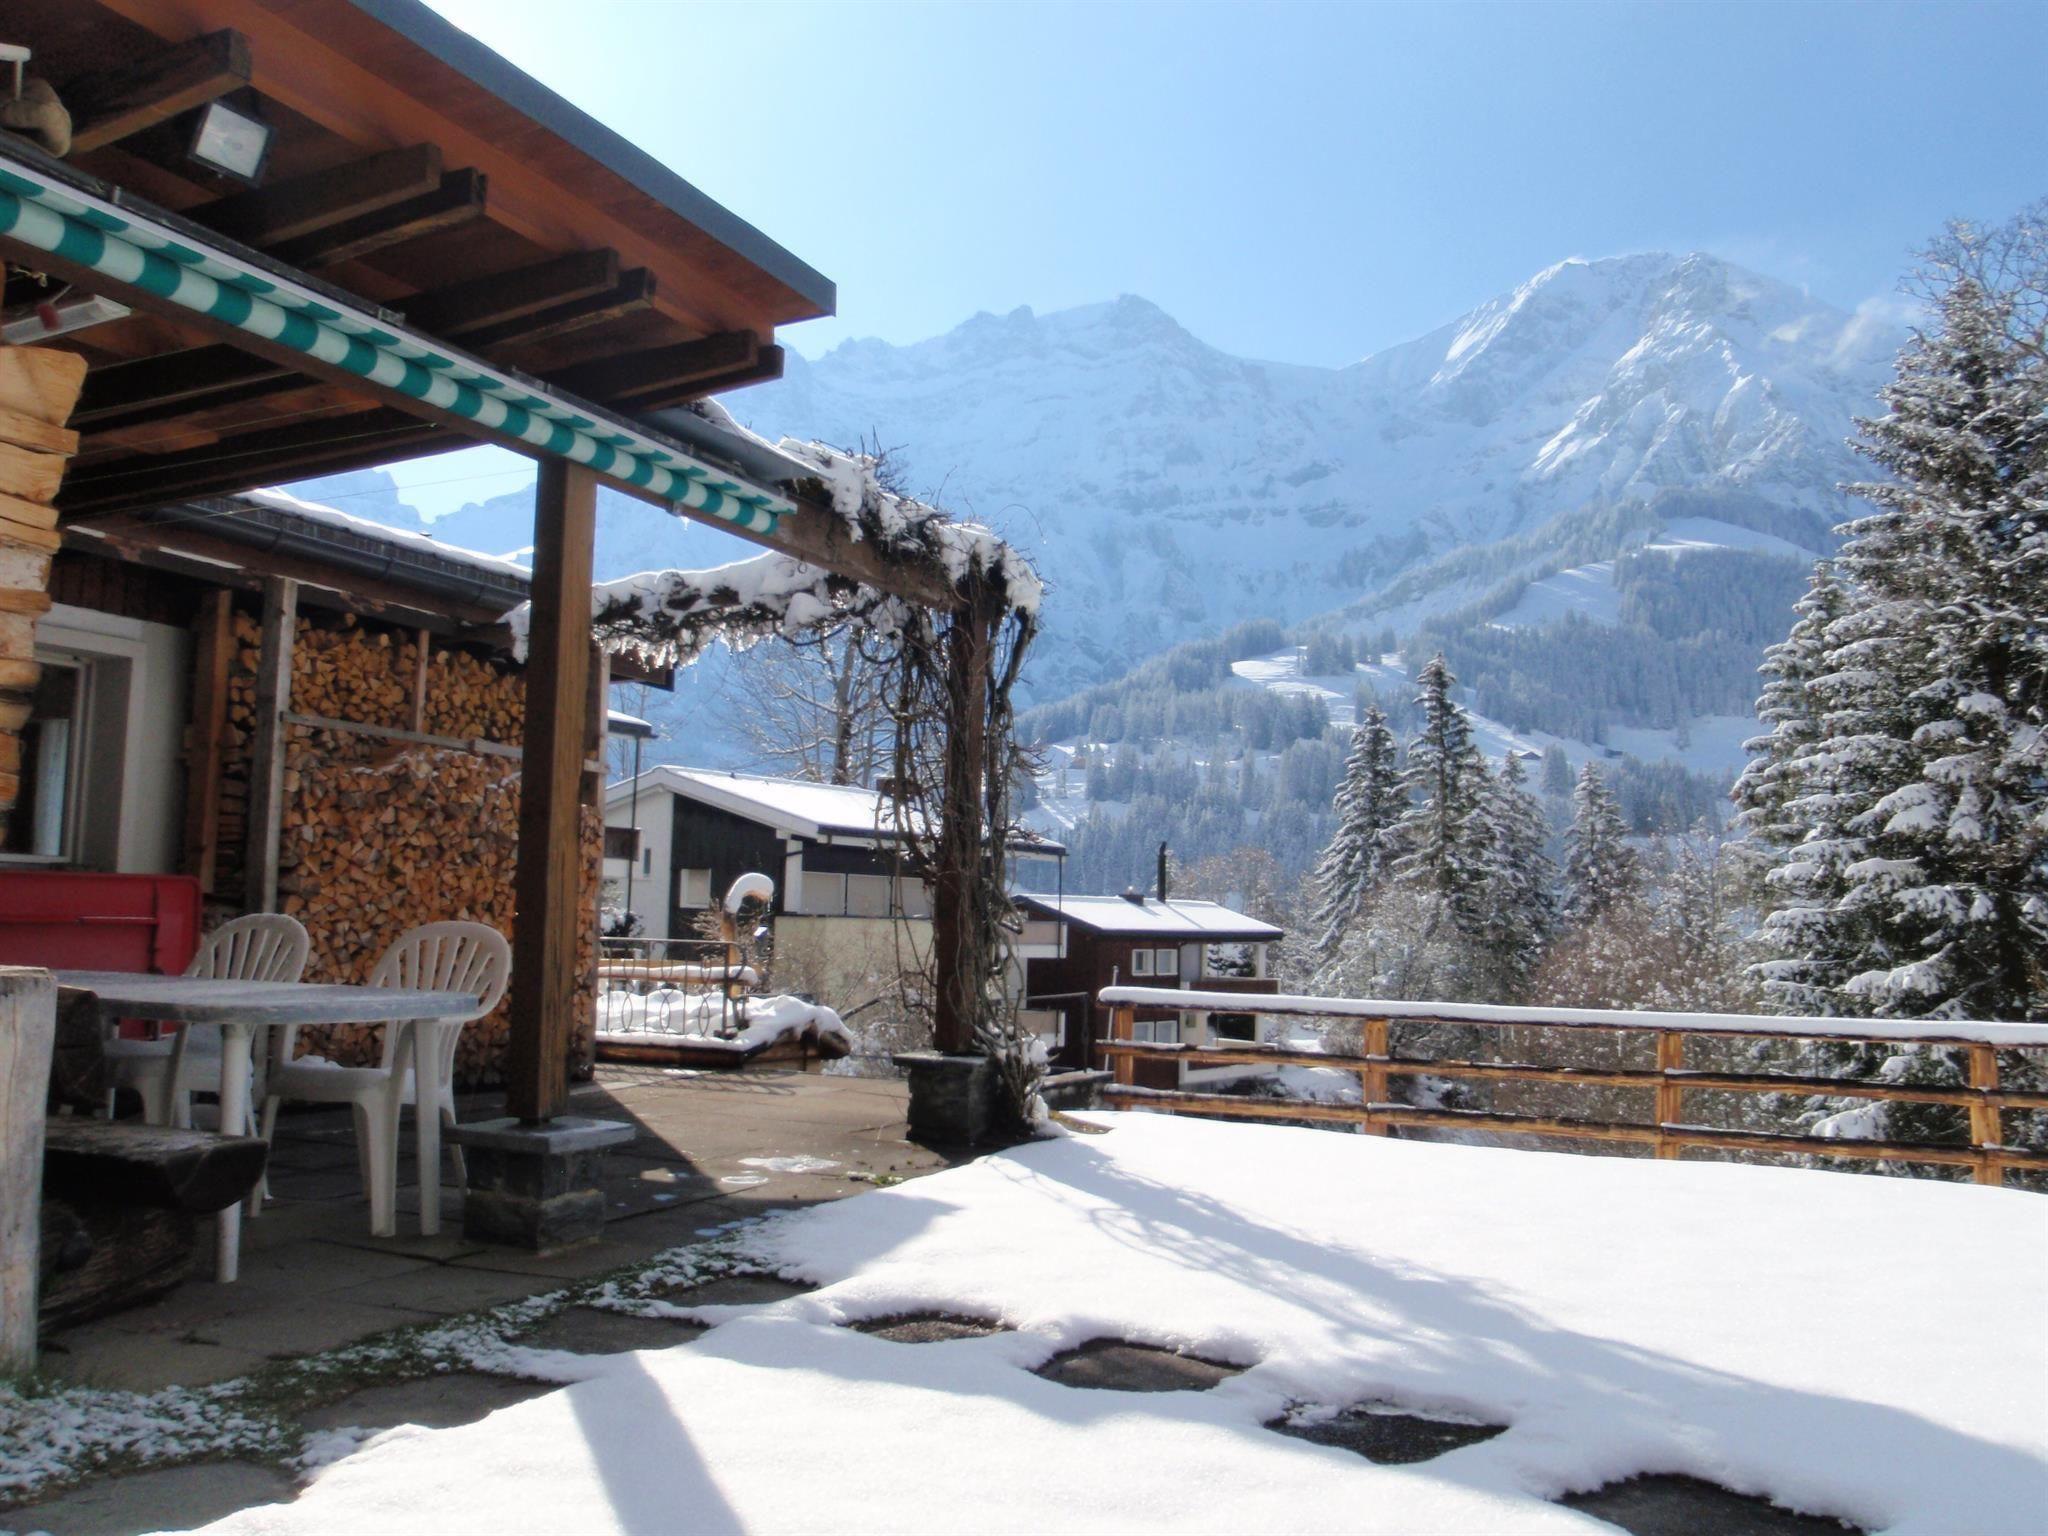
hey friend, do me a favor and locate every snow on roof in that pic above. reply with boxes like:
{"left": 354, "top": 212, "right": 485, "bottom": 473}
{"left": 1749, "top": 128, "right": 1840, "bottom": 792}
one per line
{"left": 610, "top": 764, "right": 1062, "bottom": 852}
{"left": 245, "top": 487, "right": 536, "bottom": 584}
{"left": 187, "top": 1113, "right": 2048, "bottom": 1535}
{"left": 1019, "top": 892, "right": 1282, "bottom": 941}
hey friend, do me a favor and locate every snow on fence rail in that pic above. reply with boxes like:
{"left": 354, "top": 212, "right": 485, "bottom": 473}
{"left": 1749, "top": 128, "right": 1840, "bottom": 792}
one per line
{"left": 1094, "top": 986, "right": 2048, "bottom": 1186}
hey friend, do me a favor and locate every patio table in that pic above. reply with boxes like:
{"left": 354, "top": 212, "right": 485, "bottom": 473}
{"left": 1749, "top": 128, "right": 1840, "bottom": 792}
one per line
{"left": 54, "top": 972, "right": 480, "bottom": 1280}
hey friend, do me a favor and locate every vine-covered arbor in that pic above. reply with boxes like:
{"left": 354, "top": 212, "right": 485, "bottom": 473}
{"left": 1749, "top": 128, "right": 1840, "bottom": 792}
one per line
{"left": 524, "top": 419, "right": 1044, "bottom": 1127}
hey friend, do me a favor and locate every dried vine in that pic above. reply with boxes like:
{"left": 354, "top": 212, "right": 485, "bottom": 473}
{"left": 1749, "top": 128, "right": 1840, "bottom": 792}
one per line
{"left": 874, "top": 582, "right": 1043, "bottom": 1132}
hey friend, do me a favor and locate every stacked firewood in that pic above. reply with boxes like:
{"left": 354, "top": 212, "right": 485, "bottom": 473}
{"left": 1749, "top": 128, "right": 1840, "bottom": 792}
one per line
{"left": 0, "top": 348, "right": 88, "bottom": 833}
{"left": 219, "top": 609, "right": 599, "bottom": 1084}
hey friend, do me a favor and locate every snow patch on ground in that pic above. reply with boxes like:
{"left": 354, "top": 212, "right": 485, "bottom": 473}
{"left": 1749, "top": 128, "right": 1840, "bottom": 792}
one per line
{"left": 199, "top": 1115, "right": 2045, "bottom": 1535}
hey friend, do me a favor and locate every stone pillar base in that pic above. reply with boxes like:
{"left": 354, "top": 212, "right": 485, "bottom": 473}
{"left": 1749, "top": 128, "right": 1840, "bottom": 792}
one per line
{"left": 449, "top": 1116, "right": 633, "bottom": 1252}
{"left": 894, "top": 1051, "right": 1002, "bottom": 1145}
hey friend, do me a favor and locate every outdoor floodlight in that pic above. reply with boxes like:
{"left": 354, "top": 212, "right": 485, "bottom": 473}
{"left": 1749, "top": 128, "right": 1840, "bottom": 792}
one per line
{"left": 188, "top": 99, "right": 272, "bottom": 185}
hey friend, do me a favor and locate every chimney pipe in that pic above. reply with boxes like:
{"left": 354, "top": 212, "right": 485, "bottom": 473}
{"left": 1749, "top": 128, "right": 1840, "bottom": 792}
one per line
{"left": 1157, "top": 841, "right": 1169, "bottom": 903}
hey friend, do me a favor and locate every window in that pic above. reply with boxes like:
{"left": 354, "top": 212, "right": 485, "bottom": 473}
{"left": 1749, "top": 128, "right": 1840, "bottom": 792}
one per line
{"left": 846, "top": 874, "right": 892, "bottom": 917}
{"left": 2, "top": 662, "right": 84, "bottom": 859}
{"left": 800, "top": 872, "right": 846, "bottom": 915}
{"left": 643, "top": 847, "right": 652, "bottom": 876}
{"left": 603, "top": 826, "right": 639, "bottom": 861}
{"left": 1154, "top": 946, "right": 1181, "bottom": 978}
{"left": 1130, "top": 947, "right": 1154, "bottom": 977}
{"left": 1211, "top": 1012, "right": 1258, "bottom": 1043}
{"left": 1132, "top": 1018, "right": 1180, "bottom": 1045}
{"left": 675, "top": 867, "right": 713, "bottom": 908}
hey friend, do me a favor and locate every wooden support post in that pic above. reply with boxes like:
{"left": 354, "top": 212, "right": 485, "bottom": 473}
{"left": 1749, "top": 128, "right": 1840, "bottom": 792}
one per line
{"left": 1654, "top": 1030, "right": 1684, "bottom": 1160}
{"left": 182, "top": 589, "right": 233, "bottom": 893}
{"left": 243, "top": 578, "right": 297, "bottom": 913}
{"left": 929, "top": 596, "right": 995, "bottom": 1057}
{"left": 1966, "top": 1045, "right": 2003, "bottom": 1187}
{"left": 1, "top": 967, "right": 56, "bottom": 1376}
{"left": 1361, "top": 1017, "right": 1390, "bottom": 1136}
{"left": 505, "top": 461, "right": 597, "bottom": 1124}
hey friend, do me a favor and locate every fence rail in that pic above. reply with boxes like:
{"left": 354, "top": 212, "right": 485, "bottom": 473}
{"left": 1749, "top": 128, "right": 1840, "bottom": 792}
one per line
{"left": 1094, "top": 987, "right": 2048, "bottom": 1187}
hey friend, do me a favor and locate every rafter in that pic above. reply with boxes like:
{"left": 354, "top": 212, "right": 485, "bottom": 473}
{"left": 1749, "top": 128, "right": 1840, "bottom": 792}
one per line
{"left": 194, "top": 144, "right": 443, "bottom": 247}
{"left": 269, "top": 168, "right": 488, "bottom": 271}
{"left": 62, "top": 30, "right": 252, "bottom": 156}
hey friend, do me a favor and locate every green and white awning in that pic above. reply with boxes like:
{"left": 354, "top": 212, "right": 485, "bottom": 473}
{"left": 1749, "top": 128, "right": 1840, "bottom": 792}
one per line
{"left": 0, "top": 153, "right": 792, "bottom": 535}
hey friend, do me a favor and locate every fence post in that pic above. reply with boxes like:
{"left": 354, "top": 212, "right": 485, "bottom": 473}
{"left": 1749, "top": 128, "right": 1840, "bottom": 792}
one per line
{"left": 1966, "top": 1044, "right": 2003, "bottom": 1187}
{"left": 1361, "top": 1018, "right": 1389, "bottom": 1136}
{"left": 1654, "top": 1031, "right": 1684, "bottom": 1160}
{"left": 1109, "top": 1005, "right": 1136, "bottom": 1087}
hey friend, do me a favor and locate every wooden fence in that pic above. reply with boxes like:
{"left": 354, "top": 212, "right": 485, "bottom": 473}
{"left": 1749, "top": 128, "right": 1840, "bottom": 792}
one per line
{"left": 1094, "top": 986, "right": 2048, "bottom": 1187}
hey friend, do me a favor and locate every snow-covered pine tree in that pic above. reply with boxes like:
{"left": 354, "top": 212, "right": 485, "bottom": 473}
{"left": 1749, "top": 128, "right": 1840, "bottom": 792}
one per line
{"left": 1307, "top": 706, "right": 1403, "bottom": 953}
{"left": 1382, "top": 655, "right": 1495, "bottom": 1003}
{"left": 1391, "top": 657, "right": 1489, "bottom": 904}
{"left": 1740, "top": 205, "right": 2048, "bottom": 1159}
{"left": 1732, "top": 561, "right": 1849, "bottom": 856}
{"left": 1472, "top": 752, "right": 1559, "bottom": 999}
{"left": 1562, "top": 763, "right": 1639, "bottom": 925}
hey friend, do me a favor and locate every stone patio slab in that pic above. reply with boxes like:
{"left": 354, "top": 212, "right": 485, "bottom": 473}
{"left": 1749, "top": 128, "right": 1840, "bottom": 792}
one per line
{"left": 4, "top": 1460, "right": 297, "bottom": 1535}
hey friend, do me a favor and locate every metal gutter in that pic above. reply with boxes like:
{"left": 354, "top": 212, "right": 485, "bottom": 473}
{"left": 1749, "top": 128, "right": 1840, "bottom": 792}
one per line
{"left": 135, "top": 495, "right": 533, "bottom": 613}
{"left": 0, "top": 145, "right": 796, "bottom": 535}
{"left": 346, "top": 0, "right": 836, "bottom": 320}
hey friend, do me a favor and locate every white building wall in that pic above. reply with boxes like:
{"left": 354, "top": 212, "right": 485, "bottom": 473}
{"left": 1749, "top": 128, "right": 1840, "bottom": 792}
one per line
{"left": 33, "top": 603, "right": 190, "bottom": 875}
{"left": 604, "top": 781, "right": 676, "bottom": 941}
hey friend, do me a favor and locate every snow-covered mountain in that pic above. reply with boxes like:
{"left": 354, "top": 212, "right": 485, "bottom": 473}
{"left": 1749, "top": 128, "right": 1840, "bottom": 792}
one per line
{"left": 729, "top": 251, "right": 1900, "bottom": 700}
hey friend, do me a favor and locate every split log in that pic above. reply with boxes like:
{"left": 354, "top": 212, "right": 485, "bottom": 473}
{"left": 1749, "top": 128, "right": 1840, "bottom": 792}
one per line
{"left": 0, "top": 347, "right": 87, "bottom": 842}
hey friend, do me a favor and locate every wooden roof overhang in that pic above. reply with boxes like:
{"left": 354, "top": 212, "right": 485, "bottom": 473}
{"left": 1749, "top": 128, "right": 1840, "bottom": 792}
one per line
{"left": 0, "top": 0, "right": 957, "bottom": 609}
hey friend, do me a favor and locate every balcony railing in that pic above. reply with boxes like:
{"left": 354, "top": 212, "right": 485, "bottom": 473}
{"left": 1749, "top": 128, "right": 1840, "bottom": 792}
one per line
{"left": 1095, "top": 986, "right": 2048, "bottom": 1187}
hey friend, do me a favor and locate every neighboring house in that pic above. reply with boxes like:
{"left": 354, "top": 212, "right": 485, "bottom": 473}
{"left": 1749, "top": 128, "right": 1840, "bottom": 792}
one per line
{"left": 1016, "top": 892, "right": 1283, "bottom": 1086}
{"left": 603, "top": 765, "right": 1063, "bottom": 1012}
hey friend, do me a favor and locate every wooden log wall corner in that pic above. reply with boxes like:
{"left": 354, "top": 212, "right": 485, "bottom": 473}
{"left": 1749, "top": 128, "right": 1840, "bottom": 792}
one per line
{"left": 215, "top": 608, "right": 599, "bottom": 1086}
{"left": 0, "top": 348, "right": 90, "bottom": 840}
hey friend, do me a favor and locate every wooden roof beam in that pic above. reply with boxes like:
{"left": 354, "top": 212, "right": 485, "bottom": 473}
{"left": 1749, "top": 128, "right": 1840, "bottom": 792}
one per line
{"left": 270, "top": 168, "right": 488, "bottom": 271}
{"left": 458, "top": 268, "right": 658, "bottom": 353}
{"left": 193, "top": 144, "right": 444, "bottom": 247}
{"left": 62, "top": 29, "right": 253, "bottom": 156}
{"left": 399, "top": 248, "right": 621, "bottom": 336}
{"left": 546, "top": 331, "right": 761, "bottom": 408}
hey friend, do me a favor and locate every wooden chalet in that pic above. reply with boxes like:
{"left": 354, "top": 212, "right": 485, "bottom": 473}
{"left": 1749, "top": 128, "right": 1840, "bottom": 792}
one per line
{"left": 1016, "top": 891, "right": 1282, "bottom": 1087}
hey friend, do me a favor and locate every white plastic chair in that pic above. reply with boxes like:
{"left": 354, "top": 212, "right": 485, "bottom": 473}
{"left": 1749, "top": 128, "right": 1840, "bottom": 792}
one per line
{"left": 105, "top": 913, "right": 311, "bottom": 1130}
{"left": 259, "top": 921, "right": 510, "bottom": 1236}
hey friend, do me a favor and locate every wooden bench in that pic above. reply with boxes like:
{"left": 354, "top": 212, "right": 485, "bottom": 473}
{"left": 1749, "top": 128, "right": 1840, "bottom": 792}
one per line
{"left": 37, "top": 987, "right": 268, "bottom": 1329}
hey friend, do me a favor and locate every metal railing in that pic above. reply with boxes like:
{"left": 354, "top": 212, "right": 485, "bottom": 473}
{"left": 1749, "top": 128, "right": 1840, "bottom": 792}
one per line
{"left": 596, "top": 936, "right": 757, "bottom": 1039}
{"left": 1094, "top": 986, "right": 2048, "bottom": 1187}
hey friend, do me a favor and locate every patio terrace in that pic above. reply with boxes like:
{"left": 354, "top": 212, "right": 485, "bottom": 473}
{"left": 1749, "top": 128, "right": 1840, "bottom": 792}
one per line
{"left": 9, "top": 1065, "right": 953, "bottom": 1533}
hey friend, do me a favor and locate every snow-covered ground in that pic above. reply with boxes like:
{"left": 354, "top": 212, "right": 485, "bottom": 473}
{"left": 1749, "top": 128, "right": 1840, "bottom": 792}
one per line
{"left": 1227, "top": 646, "right": 1751, "bottom": 777}
{"left": 207, "top": 1114, "right": 2045, "bottom": 1535}
{"left": 1490, "top": 517, "right": 1821, "bottom": 633}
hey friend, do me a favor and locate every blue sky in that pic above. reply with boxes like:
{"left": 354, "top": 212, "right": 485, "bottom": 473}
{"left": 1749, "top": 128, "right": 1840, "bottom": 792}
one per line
{"left": 395, "top": 0, "right": 2044, "bottom": 515}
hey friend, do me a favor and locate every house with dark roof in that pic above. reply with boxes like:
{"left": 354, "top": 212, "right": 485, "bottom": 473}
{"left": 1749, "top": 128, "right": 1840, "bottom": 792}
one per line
{"left": 1015, "top": 892, "right": 1283, "bottom": 1084}
{"left": 603, "top": 764, "right": 1063, "bottom": 1012}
